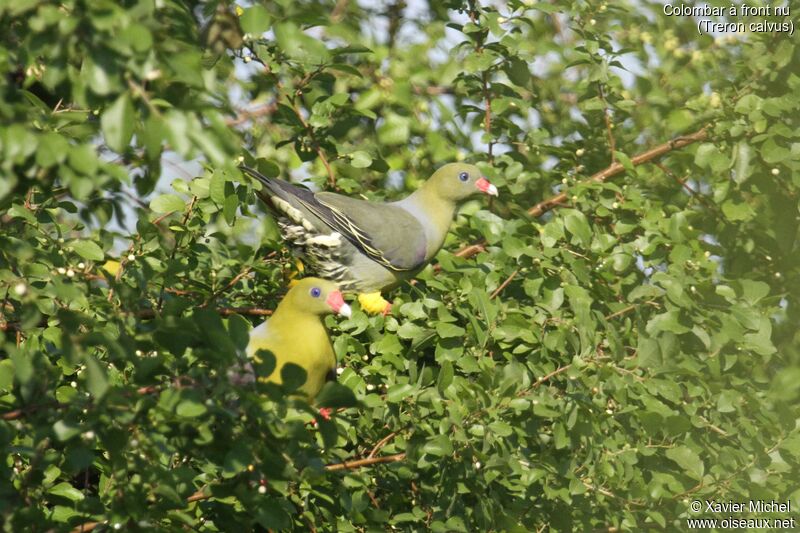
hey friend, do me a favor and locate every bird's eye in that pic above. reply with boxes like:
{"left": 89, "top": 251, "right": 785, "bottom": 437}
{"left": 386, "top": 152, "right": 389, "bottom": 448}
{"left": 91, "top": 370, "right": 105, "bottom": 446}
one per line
{"left": 310, "top": 287, "right": 321, "bottom": 298}
{"left": 458, "top": 172, "right": 469, "bottom": 182}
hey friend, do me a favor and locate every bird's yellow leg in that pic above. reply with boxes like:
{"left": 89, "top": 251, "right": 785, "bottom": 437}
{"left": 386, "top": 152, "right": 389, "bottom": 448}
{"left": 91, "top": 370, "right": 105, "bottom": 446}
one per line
{"left": 358, "top": 292, "right": 392, "bottom": 316}
{"left": 287, "top": 259, "right": 306, "bottom": 287}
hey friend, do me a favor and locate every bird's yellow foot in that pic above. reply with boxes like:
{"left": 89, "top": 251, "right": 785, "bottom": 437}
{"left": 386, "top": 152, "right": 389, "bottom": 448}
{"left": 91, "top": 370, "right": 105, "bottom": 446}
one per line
{"left": 358, "top": 292, "right": 392, "bottom": 316}
{"left": 287, "top": 259, "right": 306, "bottom": 287}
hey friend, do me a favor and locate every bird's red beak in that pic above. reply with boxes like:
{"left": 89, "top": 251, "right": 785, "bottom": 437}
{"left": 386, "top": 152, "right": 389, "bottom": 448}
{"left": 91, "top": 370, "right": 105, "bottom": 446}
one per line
{"left": 326, "top": 290, "right": 352, "bottom": 317}
{"left": 476, "top": 177, "right": 499, "bottom": 196}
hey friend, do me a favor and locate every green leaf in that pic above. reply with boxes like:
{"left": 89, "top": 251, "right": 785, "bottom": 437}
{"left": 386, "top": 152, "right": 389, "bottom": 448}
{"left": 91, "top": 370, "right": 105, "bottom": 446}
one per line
{"left": 48, "top": 482, "right": 85, "bottom": 502}
{"left": 665, "top": 446, "right": 704, "bottom": 480}
{"left": 760, "top": 138, "right": 791, "bottom": 164}
{"left": 84, "top": 356, "right": 109, "bottom": 399}
{"left": 377, "top": 113, "right": 411, "bottom": 145}
{"left": 71, "top": 240, "right": 104, "bottom": 261}
{"left": 504, "top": 56, "right": 530, "bottom": 86}
{"left": 35, "top": 132, "right": 69, "bottom": 168}
{"left": 176, "top": 398, "right": 208, "bottom": 418}
{"left": 101, "top": 93, "right": 135, "bottom": 152}
{"left": 385, "top": 383, "right": 414, "bottom": 403}
{"left": 316, "top": 382, "right": 358, "bottom": 408}
{"left": 274, "top": 22, "right": 329, "bottom": 64}
{"left": 614, "top": 151, "right": 634, "bottom": 173}
{"left": 721, "top": 200, "right": 755, "bottom": 221}
{"left": 67, "top": 144, "right": 99, "bottom": 175}
{"left": 254, "top": 498, "right": 292, "bottom": 529}
{"left": 738, "top": 280, "right": 770, "bottom": 305}
{"left": 435, "top": 322, "right": 465, "bottom": 339}
{"left": 422, "top": 434, "right": 453, "bottom": 456}
{"left": 240, "top": 5, "right": 271, "bottom": 35}
{"left": 223, "top": 192, "right": 238, "bottom": 225}
{"left": 280, "top": 363, "right": 307, "bottom": 392}
{"left": 0, "top": 359, "right": 14, "bottom": 390}
{"left": 210, "top": 169, "right": 227, "bottom": 204}
{"left": 562, "top": 209, "right": 591, "bottom": 245}
{"left": 350, "top": 151, "right": 372, "bottom": 168}
{"left": 53, "top": 420, "right": 81, "bottom": 441}
{"left": 150, "top": 194, "right": 186, "bottom": 214}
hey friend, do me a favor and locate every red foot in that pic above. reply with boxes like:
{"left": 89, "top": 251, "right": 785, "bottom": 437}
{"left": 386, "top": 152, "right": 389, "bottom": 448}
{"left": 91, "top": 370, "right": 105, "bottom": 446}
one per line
{"left": 318, "top": 407, "right": 333, "bottom": 420}
{"left": 382, "top": 302, "right": 392, "bottom": 316}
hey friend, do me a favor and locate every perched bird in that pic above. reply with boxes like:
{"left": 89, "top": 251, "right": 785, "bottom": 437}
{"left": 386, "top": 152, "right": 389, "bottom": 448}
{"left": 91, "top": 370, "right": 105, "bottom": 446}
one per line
{"left": 245, "top": 277, "right": 351, "bottom": 399}
{"left": 241, "top": 163, "right": 498, "bottom": 314}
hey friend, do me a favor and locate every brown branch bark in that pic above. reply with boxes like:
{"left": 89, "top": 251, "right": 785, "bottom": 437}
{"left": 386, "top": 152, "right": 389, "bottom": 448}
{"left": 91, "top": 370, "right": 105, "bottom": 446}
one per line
{"left": 325, "top": 452, "right": 406, "bottom": 472}
{"left": 134, "top": 306, "right": 273, "bottom": 320}
{"left": 448, "top": 127, "right": 709, "bottom": 263}
{"left": 368, "top": 431, "right": 398, "bottom": 459}
{"left": 69, "top": 520, "right": 101, "bottom": 533}
{"left": 69, "top": 451, "right": 407, "bottom": 531}
{"left": 489, "top": 269, "right": 520, "bottom": 299}
{"left": 604, "top": 300, "right": 659, "bottom": 321}
{"left": 1, "top": 306, "right": 273, "bottom": 332}
{"left": 1, "top": 402, "right": 66, "bottom": 421}
{"left": 225, "top": 102, "right": 278, "bottom": 127}
{"left": 527, "top": 127, "right": 709, "bottom": 217}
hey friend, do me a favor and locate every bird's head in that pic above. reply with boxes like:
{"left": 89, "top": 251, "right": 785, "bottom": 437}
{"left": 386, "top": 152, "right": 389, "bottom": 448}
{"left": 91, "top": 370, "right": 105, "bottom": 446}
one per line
{"left": 286, "top": 278, "right": 351, "bottom": 318}
{"left": 424, "top": 163, "right": 498, "bottom": 202}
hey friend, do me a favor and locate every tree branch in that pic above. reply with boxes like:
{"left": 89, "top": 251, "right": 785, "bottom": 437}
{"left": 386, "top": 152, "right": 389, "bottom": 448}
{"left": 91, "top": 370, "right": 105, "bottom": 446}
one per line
{"left": 597, "top": 84, "right": 617, "bottom": 163}
{"left": 63, "top": 450, "right": 409, "bottom": 531}
{"left": 368, "top": 431, "right": 399, "bottom": 459}
{"left": 225, "top": 102, "right": 278, "bottom": 127}
{"left": 450, "top": 128, "right": 709, "bottom": 262}
{"left": 325, "top": 452, "right": 406, "bottom": 472}
{"left": 289, "top": 95, "right": 336, "bottom": 189}
{"left": 489, "top": 269, "right": 520, "bottom": 299}
{"left": 527, "top": 127, "right": 709, "bottom": 217}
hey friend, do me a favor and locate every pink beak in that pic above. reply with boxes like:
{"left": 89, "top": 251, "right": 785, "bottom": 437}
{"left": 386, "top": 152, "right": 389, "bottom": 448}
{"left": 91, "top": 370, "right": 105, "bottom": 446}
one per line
{"left": 476, "top": 177, "right": 499, "bottom": 196}
{"left": 326, "top": 290, "right": 352, "bottom": 317}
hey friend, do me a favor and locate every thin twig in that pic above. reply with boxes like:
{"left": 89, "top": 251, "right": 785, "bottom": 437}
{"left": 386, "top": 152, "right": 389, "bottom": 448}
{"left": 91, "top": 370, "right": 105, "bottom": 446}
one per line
{"left": 604, "top": 300, "right": 659, "bottom": 321}
{"left": 529, "top": 364, "right": 572, "bottom": 391}
{"left": 368, "top": 431, "right": 398, "bottom": 459}
{"left": 325, "top": 452, "right": 406, "bottom": 472}
{"left": 654, "top": 162, "right": 719, "bottom": 212}
{"left": 69, "top": 520, "right": 102, "bottom": 533}
{"left": 134, "top": 306, "right": 274, "bottom": 320}
{"left": 64, "top": 451, "right": 409, "bottom": 532}
{"left": 482, "top": 71, "right": 493, "bottom": 162}
{"left": 331, "top": 0, "right": 349, "bottom": 21}
{"left": 225, "top": 102, "right": 278, "bottom": 127}
{"left": 604, "top": 304, "right": 636, "bottom": 321}
{"left": 597, "top": 84, "right": 617, "bottom": 163}
{"left": 157, "top": 196, "right": 197, "bottom": 311}
{"left": 1, "top": 402, "right": 66, "bottom": 421}
{"left": 204, "top": 266, "right": 253, "bottom": 306}
{"left": 489, "top": 269, "right": 520, "bottom": 299}
{"left": 288, "top": 91, "right": 336, "bottom": 189}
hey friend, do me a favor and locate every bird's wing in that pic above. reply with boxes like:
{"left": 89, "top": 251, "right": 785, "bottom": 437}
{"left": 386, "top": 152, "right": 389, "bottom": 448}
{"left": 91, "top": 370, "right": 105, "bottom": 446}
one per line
{"left": 241, "top": 166, "right": 428, "bottom": 272}
{"left": 313, "top": 192, "right": 428, "bottom": 272}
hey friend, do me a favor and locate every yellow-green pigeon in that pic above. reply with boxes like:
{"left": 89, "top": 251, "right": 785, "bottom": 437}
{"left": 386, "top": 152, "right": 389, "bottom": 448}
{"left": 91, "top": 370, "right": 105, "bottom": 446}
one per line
{"left": 241, "top": 162, "right": 498, "bottom": 314}
{"left": 245, "top": 277, "right": 351, "bottom": 399}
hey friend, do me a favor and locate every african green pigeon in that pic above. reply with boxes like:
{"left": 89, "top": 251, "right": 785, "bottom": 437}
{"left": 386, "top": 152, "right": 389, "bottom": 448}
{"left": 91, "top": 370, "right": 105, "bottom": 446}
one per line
{"left": 241, "top": 163, "right": 498, "bottom": 313}
{"left": 246, "top": 277, "right": 351, "bottom": 399}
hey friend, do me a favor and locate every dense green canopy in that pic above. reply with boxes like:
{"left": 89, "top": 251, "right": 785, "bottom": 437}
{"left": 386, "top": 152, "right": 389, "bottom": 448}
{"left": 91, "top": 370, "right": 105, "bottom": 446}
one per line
{"left": 1, "top": 1, "right": 798, "bottom": 531}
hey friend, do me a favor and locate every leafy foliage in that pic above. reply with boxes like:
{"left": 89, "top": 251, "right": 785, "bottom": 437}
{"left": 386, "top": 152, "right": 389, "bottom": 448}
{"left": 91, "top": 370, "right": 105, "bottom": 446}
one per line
{"left": 1, "top": 0, "right": 799, "bottom": 531}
